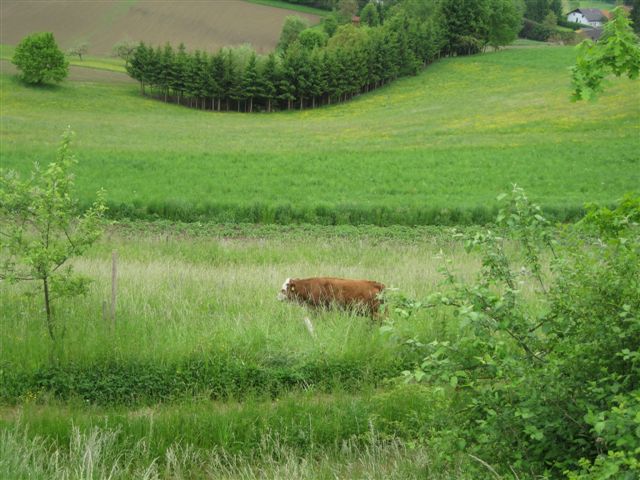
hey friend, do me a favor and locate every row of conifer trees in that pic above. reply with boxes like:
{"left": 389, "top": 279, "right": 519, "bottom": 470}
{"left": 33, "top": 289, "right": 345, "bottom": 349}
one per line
{"left": 124, "top": 2, "right": 511, "bottom": 112}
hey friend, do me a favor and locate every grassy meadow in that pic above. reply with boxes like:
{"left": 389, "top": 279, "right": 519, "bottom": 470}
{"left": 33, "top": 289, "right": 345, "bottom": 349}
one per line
{"left": 1, "top": 24, "right": 639, "bottom": 477}
{"left": 1, "top": 45, "right": 638, "bottom": 225}
{"left": 0, "top": 224, "right": 488, "bottom": 478}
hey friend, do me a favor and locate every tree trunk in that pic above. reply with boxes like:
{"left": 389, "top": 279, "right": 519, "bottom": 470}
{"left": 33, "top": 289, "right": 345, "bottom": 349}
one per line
{"left": 249, "top": 97, "right": 253, "bottom": 113}
{"left": 43, "top": 278, "right": 54, "bottom": 341}
{"left": 267, "top": 98, "right": 271, "bottom": 113}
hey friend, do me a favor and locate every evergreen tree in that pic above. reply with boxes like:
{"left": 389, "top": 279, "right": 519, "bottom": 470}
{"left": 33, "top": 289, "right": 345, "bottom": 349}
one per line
{"left": 210, "top": 51, "right": 225, "bottom": 110}
{"left": 127, "top": 42, "right": 151, "bottom": 94}
{"left": 259, "top": 53, "right": 279, "bottom": 112}
{"left": 242, "top": 52, "right": 260, "bottom": 112}
{"left": 159, "top": 43, "right": 175, "bottom": 102}
{"left": 278, "top": 78, "right": 296, "bottom": 110}
{"left": 172, "top": 43, "right": 188, "bottom": 105}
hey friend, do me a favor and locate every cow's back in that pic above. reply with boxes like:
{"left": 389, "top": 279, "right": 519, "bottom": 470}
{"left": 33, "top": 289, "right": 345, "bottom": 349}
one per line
{"left": 293, "top": 277, "right": 385, "bottom": 314}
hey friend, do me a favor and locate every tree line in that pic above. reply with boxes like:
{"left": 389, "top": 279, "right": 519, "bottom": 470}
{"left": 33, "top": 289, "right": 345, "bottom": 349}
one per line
{"left": 126, "top": 0, "right": 524, "bottom": 113}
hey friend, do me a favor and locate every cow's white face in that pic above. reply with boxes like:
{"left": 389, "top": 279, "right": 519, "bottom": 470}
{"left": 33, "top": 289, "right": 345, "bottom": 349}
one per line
{"left": 277, "top": 278, "right": 291, "bottom": 301}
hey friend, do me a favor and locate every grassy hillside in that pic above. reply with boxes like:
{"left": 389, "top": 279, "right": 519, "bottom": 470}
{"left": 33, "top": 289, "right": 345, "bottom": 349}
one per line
{"left": 1, "top": 46, "right": 638, "bottom": 225}
{"left": 0, "top": 0, "right": 321, "bottom": 55}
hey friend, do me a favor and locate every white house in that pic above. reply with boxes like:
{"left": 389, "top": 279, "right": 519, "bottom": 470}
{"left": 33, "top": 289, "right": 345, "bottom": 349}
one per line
{"left": 566, "top": 8, "right": 606, "bottom": 27}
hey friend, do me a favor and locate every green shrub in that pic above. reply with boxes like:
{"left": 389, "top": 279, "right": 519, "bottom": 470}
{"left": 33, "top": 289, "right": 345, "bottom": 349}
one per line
{"left": 393, "top": 188, "right": 640, "bottom": 476}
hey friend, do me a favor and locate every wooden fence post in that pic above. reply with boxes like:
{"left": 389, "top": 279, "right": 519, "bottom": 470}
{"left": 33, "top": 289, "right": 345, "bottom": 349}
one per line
{"left": 111, "top": 251, "right": 118, "bottom": 328}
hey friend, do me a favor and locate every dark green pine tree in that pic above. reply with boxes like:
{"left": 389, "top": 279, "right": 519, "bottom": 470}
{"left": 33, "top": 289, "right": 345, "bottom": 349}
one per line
{"left": 127, "top": 42, "right": 151, "bottom": 95}
{"left": 308, "top": 49, "right": 327, "bottom": 108}
{"left": 323, "top": 49, "right": 340, "bottom": 104}
{"left": 277, "top": 78, "right": 296, "bottom": 110}
{"left": 172, "top": 43, "right": 188, "bottom": 105}
{"left": 210, "top": 51, "right": 225, "bottom": 110}
{"left": 242, "top": 52, "right": 260, "bottom": 112}
{"left": 159, "top": 43, "right": 175, "bottom": 102}
{"left": 221, "top": 49, "right": 238, "bottom": 111}
{"left": 147, "top": 46, "right": 163, "bottom": 96}
{"left": 193, "top": 51, "right": 210, "bottom": 109}
{"left": 259, "top": 53, "right": 279, "bottom": 112}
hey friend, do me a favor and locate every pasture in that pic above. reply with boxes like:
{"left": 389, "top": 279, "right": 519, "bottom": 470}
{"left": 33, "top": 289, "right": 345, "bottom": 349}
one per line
{"left": 1, "top": 46, "right": 638, "bottom": 225}
{"left": 0, "top": 223, "right": 482, "bottom": 478}
{"left": 1, "top": 10, "right": 639, "bottom": 476}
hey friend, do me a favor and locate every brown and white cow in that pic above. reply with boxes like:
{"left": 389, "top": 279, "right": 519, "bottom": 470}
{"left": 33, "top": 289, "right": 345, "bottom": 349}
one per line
{"left": 277, "top": 277, "right": 385, "bottom": 318}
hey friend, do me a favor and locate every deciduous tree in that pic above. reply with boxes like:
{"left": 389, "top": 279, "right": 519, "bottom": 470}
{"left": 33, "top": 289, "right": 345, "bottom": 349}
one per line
{"left": 12, "top": 32, "right": 68, "bottom": 84}
{"left": 572, "top": 7, "right": 640, "bottom": 101}
{"left": 0, "top": 129, "right": 106, "bottom": 345}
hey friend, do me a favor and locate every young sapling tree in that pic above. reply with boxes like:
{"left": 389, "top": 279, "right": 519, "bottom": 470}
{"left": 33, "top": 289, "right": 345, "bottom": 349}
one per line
{"left": 0, "top": 129, "right": 106, "bottom": 343}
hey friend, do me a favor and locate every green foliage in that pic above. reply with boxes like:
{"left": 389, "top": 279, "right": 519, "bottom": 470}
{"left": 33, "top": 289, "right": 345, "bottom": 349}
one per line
{"left": 572, "top": 7, "right": 640, "bottom": 101}
{"left": 277, "top": 15, "right": 310, "bottom": 52}
{"left": 360, "top": 2, "right": 380, "bottom": 27}
{"left": 11, "top": 32, "right": 68, "bottom": 85}
{"left": 297, "top": 28, "right": 328, "bottom": 49}
{"left": 337, "top": 0, "right": 359, "bottom": 22}
{"left": 125, "top": 0, "right": 525, "bottom": 112}
{"left": 438, "top": 0, "right": 523, "bottom": 55}
{"left": 488, "top": 0, "right": 526, "bottom": 49}
{"left": 393, "top": 188, "right": 640, "bottom": 475}
{"left": 0, "top": 129, "right": 106, "bottom": 343}
{"left": 322, "top": 14, "right": 339, "bottom": 36}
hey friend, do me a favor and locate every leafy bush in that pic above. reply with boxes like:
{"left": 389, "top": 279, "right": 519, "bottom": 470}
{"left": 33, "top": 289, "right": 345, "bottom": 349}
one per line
{"left": 392, "top": 187, "right": 640, "bottom": 476}
{"left": 12, "top": 32, "right": 68, "bottom": 84}
{"left": 520, "top": 18, "right": 553, "bottom": 41}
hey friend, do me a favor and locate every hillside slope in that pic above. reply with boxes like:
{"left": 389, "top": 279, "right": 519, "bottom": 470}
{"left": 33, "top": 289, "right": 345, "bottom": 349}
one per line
{"left": 1, "top": 46, "right": 638, "bottom": 225}
{"left": 0, "top": 0, "right": 320, "bottom": 55}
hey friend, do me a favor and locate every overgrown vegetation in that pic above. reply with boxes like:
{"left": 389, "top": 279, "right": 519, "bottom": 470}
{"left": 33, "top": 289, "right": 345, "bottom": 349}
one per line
{"left": 0, "top": 130, "right": 106, "bottom": 345}
{"left": 389, "top": 187, "right": 640, "bottom": 477}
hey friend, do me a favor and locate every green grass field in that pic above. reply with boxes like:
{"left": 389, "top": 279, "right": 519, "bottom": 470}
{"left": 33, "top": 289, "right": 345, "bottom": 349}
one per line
{"left": 2, "top": 45, "right": 638, "bottom": 225}
{"left": 564, "top": 0, "right": 618, "bottom": 12}
{"left": 1, "top": 37, "right": 639, "bottom": 477}
{"left": 0, "top": 223, "right": 485, "bottom": 478}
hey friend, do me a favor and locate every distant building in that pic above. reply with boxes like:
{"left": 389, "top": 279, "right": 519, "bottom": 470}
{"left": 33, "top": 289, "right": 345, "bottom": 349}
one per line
{"left": 566, "top": 8, "right": 607, "bottom": 27}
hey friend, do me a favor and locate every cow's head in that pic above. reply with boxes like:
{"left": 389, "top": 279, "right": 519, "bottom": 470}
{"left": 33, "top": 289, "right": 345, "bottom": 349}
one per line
{"left": 277, "top": 278, "right": 296, "bottom": 301}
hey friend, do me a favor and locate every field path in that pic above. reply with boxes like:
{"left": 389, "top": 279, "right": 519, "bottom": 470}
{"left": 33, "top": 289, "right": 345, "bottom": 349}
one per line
{"left": 0, "top": 0, "right": 320, "bottom": 54}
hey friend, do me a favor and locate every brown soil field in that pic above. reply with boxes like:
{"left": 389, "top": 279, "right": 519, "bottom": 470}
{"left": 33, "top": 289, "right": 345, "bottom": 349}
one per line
{"left": 0, "top": 0, "right": 320, "bottom": 55}
{"left": 1, "top": 59, "right": 134, "bottom": 83}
